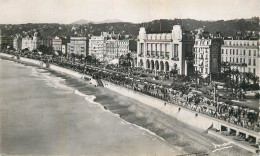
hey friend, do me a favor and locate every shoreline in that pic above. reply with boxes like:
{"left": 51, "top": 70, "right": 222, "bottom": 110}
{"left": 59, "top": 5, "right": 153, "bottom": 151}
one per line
{"left": 0, "top": 53, "right": 257, "bottom": 155}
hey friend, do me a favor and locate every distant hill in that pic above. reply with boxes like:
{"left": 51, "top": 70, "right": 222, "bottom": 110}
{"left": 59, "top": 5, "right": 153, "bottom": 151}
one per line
{"left": 72, "top": 19, "right": 93, "bottom": 24}
{"left": 96, "top": 19, "right": 124, "bottom": 24}
{"left": 72, "top": 19, "right": 124, "bottom": 25}
{"left": 0, "top": 17, "right": 259, "bottom": 38}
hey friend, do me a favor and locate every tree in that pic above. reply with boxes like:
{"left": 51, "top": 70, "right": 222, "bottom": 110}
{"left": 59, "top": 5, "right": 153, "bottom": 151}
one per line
{"left": 250, "top": 74, "right": 259, "bottom": 85}
{"left": 91, "top": 54, "right": 97, "bottom": 66}
{"left": 56, "top": 50, "right": 62, "bottom": 56}
{"left": 85, "top": 55, "right": 92, "bottom": 65}
{"left": 38, "top": 45, "right": 52, "bottom": 55}
{"left": 244, "top": 72, "right": 253, "bottom": 85}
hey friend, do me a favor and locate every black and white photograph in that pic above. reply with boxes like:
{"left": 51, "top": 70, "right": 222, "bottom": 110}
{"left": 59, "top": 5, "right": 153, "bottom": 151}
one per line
{"left": 0, "top": 0, "right": 259, "bottom": 155}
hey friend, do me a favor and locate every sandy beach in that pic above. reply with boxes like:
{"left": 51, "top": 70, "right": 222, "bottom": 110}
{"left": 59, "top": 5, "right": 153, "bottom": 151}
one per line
{"left": 0, "top": 54, "right": 255, "bottom": 156}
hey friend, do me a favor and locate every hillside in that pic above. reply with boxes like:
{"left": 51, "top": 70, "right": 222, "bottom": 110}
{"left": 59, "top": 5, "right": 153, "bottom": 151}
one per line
{"left": 0, "top": 17, "right": 259, "bottom": 38}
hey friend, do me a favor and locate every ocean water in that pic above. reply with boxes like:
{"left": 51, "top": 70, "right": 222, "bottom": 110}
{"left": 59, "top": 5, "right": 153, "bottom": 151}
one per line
{"left": 0, "top": 59, "right": 178, "bottom": 155}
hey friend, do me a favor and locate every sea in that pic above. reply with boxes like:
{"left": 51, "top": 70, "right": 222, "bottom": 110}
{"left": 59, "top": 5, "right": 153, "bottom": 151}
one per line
{"left": 0, "top": 58, "right": 177, "bottom": 155}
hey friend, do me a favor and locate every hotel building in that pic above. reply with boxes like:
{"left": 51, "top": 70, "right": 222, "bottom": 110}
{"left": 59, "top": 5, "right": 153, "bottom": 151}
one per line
{"left": 67, "top": 37, "right": 89, "bottom": 57}
{"left": 21, "top": 31, "right": 52, "bottom": 51}
{"left": 136, "top": 25, "right": 194, "bottom": 75}
{"left": 89, "top": 32, "right": 120, "bottom": 61}
{"left": 105, "top": 39, "right": 136, "bottom": 62}
{"left": 193, "top": 29, "right": 222, "bottom": 77}
{"left": 52, "top": 36, "right": 62, "bottom": 53}
{"left": 221, "top": 38, "right": 259, "bottom": 77}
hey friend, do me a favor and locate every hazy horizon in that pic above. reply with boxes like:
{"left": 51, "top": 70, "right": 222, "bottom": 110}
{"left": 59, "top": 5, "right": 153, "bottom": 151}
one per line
{"left": 0, "top": 0, "right": 259, "bottom": 24}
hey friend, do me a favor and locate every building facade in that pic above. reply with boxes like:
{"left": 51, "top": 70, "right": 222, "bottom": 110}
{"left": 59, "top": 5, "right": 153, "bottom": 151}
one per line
{"left": 89, "top": 32, "right": 120, "bottom": 61}
{"left": 89, "top": 35, "right": 106, "bottom": 61}
{"left": 13, "top": 34, "right": 22, "bottom": 51}
{"left": 104, "top": 39, "right": 135, "bottom": 62}
{"left": 136, "top": 25, "right": 194, "bottom": 75}
{"left": 194, "top": 29, "right": 222, "bottom": 77}
{"left": 52, "top": 36, "right": 62, "bottom": 53}
{"left": 22, "top": 31, "right": 52, "bottom": 51}
{"left": 105, "top": 39, "right": 117, "bottom": 62}
{"left": 67, "top": 37, "right": 88, "bottom": 57}
{"left": 221, "top": 39, "right": 259, "bottom": 77}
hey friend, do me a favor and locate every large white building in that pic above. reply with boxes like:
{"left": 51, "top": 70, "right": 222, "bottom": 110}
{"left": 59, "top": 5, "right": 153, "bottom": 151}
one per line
{"left": 52, "top": 36, "right": 62, "bottom": 52}
{"left": 89, "top": 35, "right": 107, "bottom": 61}
{"left": 194, "top": 29, "right": 222, "bottom": 77}
{"left": 104, "top": 39, "right": 135, "bottom": 62}
{"left": 67, "top": 37, "right": 88, "bottom": 57}
{"left": 21, "top": 31, "right": 52, "bottom": 51}
{"left": 136, "top": 25, "right": 194, "bottom": 75}
{"left": 89, "top": 32, "right": 120, "bottom": 61}
{"left": 221, "top": 38, "right": 259, "bottom": 78}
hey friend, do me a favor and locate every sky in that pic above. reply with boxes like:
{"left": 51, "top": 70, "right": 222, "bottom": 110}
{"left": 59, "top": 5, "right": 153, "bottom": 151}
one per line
{"left": 0, "top": 0, "right": 259, "bottom": 24}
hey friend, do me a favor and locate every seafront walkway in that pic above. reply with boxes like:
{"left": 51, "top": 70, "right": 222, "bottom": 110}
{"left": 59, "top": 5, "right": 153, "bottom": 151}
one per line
{"left": 0, "top": 52, "right": 259, "bottom": 150}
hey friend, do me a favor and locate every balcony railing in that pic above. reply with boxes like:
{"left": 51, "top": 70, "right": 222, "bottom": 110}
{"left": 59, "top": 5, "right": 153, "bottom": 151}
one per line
{"left": 230, "top": 63, "right": 247, "bottom": 67}
{"left": 146, "top": 55, "right": 150, "bottom": 58}
{"left": 160, "top": 55, "right": 164, "bottom": 59}
{"left": 155, "top": 55, "right": 159, "bottom": 59}
{"left": 165, "top": 56, "right": 169, "bottom": 60}
{"left": 171, "top": 57, "right": 179, "bottom": 61}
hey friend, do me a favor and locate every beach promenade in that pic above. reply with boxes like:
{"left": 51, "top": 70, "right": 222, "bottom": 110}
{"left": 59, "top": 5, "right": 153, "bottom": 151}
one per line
{"left": 0, "top": 53, "right": 258, "bottom": 155}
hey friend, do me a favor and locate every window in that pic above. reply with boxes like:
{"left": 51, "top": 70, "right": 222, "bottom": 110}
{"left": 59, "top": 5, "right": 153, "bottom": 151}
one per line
{"left": 236, "top": 58, "right": 238, "bottom": 63}
{"left": 222, "top": 49, "right": 224, "bottom": 54}
{"left": 230, "top": 49, "right": 232, "bottom": 54}
{"left": 233, "top": 49, "right": 235, "bottom": 55}
{"left": 140, "top": 43, "right": 144, "bottom": 54}
{"left": 174, "top": 44, "right": 178, "bottom": 57}
{"left": 226, "top": 49, "right": 228, "bottom": 54}
{"left": 236, "top": 49, "right": 238, "bottom": 55}
{"left": 248, "top": 68, "right": 251, "bottom": 73}
{"left": 254, "top": 50, "right": 256, "bottom": 56}
{"left": 233, "top": 58, "right": 235, "bottom": 63}
{"left": 253, "top": 59, "right": 256, "bottom": 66}
{"left": 230, "top": 57, "right": 231, "bottom": 62}
{"left": 243, "top": 50, "right": 245, "bottom": 55}
{"left": 248, "top": 59, "right": 251, "bottom": 65}
{"left": 249, "top": 50, "right": 251, "bottom": 56}
{"left": 240, "top": 50, "right": 242, "bottom": 55}
{"left": 243, "top": 58, "right": 245, "bottom": 63}
{"left": 253, "top": 69, "right": 255, "bottom": 75}
{"left": 240, "top": 58, "right": 242, "bottom": 63}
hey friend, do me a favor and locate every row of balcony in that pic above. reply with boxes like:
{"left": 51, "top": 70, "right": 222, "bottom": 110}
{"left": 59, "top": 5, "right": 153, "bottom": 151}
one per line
{"left": 138, "top": 53, "right": 175, "bottom": 60}
{"left": 221, "top": 62, "right": 248, "bottom": 67}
